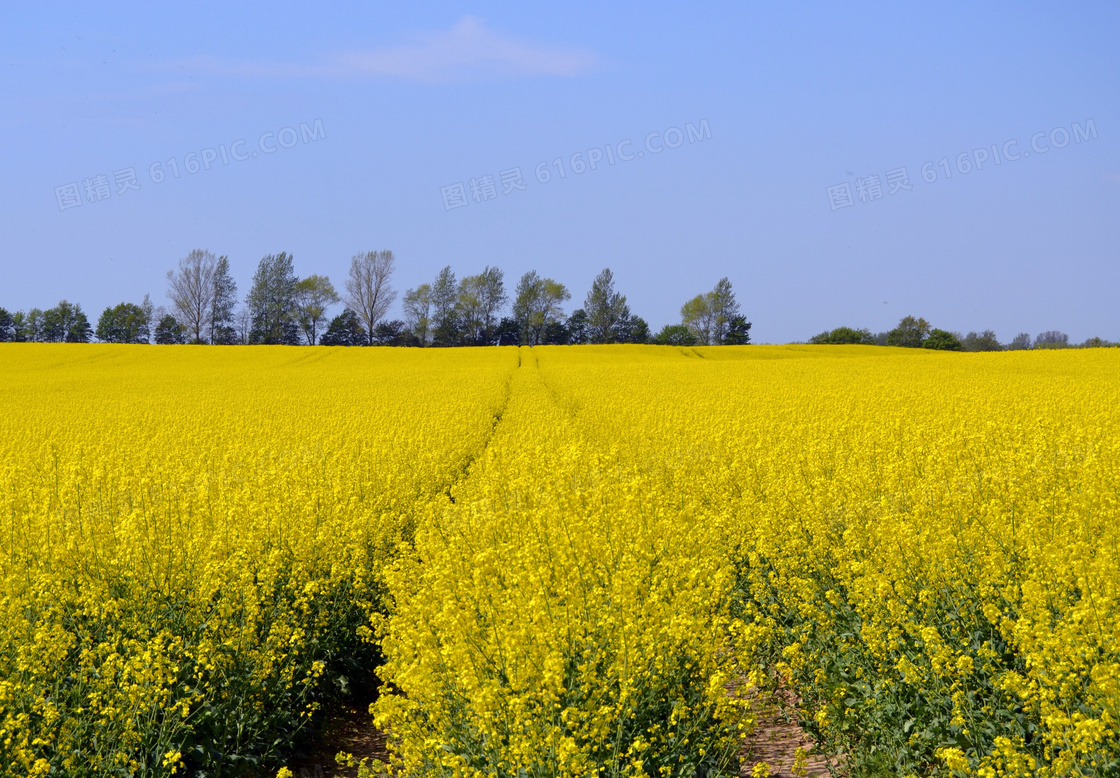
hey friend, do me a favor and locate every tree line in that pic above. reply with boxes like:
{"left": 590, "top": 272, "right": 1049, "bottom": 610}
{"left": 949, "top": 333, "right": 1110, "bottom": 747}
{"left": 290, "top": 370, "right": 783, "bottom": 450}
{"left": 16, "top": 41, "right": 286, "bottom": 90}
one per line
{"left": 810, "top": 317, "right": 1117, "bottom": 350}
{"left": 0, "top": 249, "right": 751, "bottom": 347}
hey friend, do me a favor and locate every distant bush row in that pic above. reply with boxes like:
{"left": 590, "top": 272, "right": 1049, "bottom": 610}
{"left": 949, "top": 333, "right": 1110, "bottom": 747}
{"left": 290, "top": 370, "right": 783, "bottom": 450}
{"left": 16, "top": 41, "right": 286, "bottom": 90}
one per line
{"left": 809, "top": 317, "right": 1116, "bottom": 350}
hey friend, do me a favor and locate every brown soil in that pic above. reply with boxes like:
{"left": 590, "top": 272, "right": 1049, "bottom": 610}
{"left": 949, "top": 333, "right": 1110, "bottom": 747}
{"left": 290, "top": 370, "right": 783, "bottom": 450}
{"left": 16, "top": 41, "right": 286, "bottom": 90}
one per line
{"left": 285, "top": 701, "right": 387, "bottom": 778}
{"left": 739, "top": 689, "right": 839, "bottom": 777}
{"left": 283, "top": 689, "right": 841, "bottom": 778}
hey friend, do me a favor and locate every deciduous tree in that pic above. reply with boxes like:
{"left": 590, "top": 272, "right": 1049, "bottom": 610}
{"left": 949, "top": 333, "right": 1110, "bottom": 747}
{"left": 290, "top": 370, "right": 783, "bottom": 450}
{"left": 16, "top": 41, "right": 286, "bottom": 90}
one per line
{"left": 723, "top": 315, "right": 752, "bottom": 345}
{"left": 496, "top": 317, "right": 521, "bottom": 346}
{"left": 0, "top": 308, "right": 13, "bottom": 342}
{"left": 566, "top": 309, "right": 589, "bottom": 345}
{"left": 654, "top": 324, "right": 698, "bottom": 346}
{"left": 248, "top": 253, "right": 300, "bottom": 345}
{"left": 619, "top": 314, "right": 650, "bottom": 344}
{"left": 458, "top": 267, "right": 507, "bottom": 346}
{"left": 708, "top": 277, "right": 741, "bottom": 344}
{"left": 154, "top": 314, "right": 185, "bottom": 344}
{"left": 42, "top": 300, "right": 91, "bottom": 343}
{"left": 373, "top": 320, "right": 412, "bottom": 346}
{"left": 294, "top": 275, "right": 340, "bottom": 345}
{"left": 15, "top": 309, "right": 44, "bottom": 342}
{"left": 809, "top": 326, "right": 874, "bottom": 345}
{"left": 402, "top": 284, "right": 433, "bottom": 346}
{"left": 584, "top": 268, "right": 631, "bottom": 344}
{"left": 344, "top": 250, "right": 396, "bottom": 346}
{"left": 513, "top": 271, "right": 570, "bottom": 346}
{"left": 320, "top": 308, "right": 366, "bottom": 346}
{"left": 209, "top": 256, "right": 239, "bottom": 345}
{"left": 1034, "top": 330, "right": 1069, "bottom": 348}
{"left": 886, "top": 316, "right": 931, "bottom": 348}
{"left": 167, "top": 249, "right": 217, "bottom": 344}
{"left": 961, "top": 330, "right": 1003, "bottom": 352}
{"left": 923, "top": 329, "right": 963, "bottom": 351}
{"left": 681, "top": 294, "right": 715, "bottom": 345}
{"left": 431, "top": 266, "right": 461, "bottom": 347}
{"left": 96, "top": 302, "right": 152, "bottom": 344}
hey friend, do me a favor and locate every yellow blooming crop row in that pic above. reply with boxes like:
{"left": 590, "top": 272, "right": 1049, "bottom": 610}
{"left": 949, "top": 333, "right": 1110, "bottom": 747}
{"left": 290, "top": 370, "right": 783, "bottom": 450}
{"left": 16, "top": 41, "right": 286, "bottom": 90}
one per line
{"left": 375, "top": 348, "right": 755, "bottom": 778}
{"left": 2, "top": 343, "right": 1118, "bottom": 776}
{"left": 377, "top": 345, "right": 1119, "bottom": 777}
{"left": 0, "top": 344, "right": 516, "bottom": 776}
{"left": 524, "top": 345, "right": 1120, "bottom": 776}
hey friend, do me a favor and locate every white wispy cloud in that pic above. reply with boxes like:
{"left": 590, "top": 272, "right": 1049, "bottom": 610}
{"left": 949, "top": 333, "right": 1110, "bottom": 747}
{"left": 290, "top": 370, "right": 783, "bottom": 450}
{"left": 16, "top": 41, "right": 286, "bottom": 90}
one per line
{"left": 167, "top": 17, "right": 598, "bottom": 82}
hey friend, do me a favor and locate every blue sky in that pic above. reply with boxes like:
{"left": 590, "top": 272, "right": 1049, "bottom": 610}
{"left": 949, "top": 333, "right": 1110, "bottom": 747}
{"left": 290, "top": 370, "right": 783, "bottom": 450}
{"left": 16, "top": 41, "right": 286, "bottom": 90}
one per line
{"left": 2, "top": 2, "right": 1117, "bottom": 343}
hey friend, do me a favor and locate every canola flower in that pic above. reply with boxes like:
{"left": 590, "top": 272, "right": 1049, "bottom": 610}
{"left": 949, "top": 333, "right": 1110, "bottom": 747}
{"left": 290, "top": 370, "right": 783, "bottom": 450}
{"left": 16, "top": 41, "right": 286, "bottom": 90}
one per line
{"left": 375, "top": 349, "right": 755, "bottom": 778}
{"left": 527, "top": 344, "right": 1120, "bottom": 776}
{"left": 1, "top": 342, "right": 1118, "bottom": 777}
{"left": 0, "top": 344, "right": 515, "bottom": 776}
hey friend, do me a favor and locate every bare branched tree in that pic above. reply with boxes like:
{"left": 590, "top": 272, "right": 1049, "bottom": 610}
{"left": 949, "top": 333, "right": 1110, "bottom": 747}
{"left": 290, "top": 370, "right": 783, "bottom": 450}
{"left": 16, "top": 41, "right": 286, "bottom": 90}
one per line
{"left": 343, "top": 250, "right": 397, "bottom": 346}
{"left": 166, "top": 249, "right": 217, "bottom": 344}
{"left": 235, "top": 306, "right": 253, "bottom": 345}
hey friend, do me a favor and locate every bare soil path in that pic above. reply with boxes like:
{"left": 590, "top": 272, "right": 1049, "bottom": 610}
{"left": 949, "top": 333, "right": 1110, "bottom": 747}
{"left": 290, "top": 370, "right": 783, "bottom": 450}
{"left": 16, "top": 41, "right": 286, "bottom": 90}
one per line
{"left": 285, "top": 692, "right": 840, "bottom": 778}
{"left": 738, "top": 692, "right": 838, "bottom": 777}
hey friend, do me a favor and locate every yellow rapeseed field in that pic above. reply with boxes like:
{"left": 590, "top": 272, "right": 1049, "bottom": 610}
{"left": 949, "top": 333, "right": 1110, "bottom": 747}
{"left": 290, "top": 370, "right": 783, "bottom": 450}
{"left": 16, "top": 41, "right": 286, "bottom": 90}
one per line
{"left": 1, "top": 343, "right": 1117, "bottom": 777}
